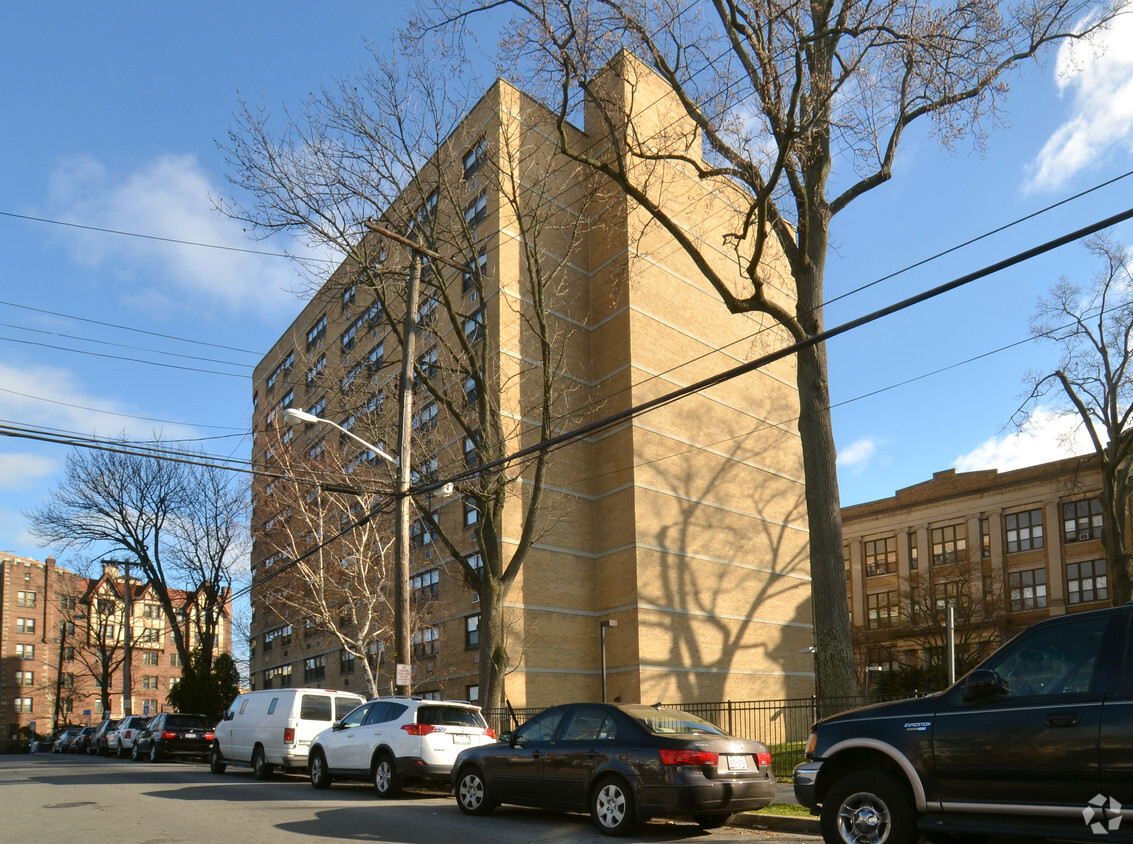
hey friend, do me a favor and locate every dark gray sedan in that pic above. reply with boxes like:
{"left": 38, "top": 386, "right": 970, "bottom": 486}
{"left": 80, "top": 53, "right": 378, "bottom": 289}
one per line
{"left": 451, "top": 702, "right": 775, "bottom": 836}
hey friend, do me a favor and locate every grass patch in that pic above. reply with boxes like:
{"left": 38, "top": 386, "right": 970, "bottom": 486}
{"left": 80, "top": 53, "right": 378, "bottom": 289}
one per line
{"left": 751, "top": 803, "right": 811, "bottom": 817}
{"left": 767, "top": 739, "right": 807, "bottom": 779}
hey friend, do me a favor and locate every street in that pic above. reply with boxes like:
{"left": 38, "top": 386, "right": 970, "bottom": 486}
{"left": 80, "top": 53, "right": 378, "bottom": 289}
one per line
{"left": 0, "top": 753, "right": 817, "bottom": 844}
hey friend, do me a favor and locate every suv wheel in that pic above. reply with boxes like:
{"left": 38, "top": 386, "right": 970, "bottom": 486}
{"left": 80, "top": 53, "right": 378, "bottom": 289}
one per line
{"left": 149, "top": 743, "right": 160, "bottom": 763}
{"left": 210, "top": 746, "right": 227, "bottom": 775}
{"left": 821, "top": 771, "right": 916, "bottom": 844}
{"left": 309, "top": 749, "right": 332, "bottom": 789}
{"left": 131, "top": 743, "right": 140, "bottom": 762}
{"left": 373, "top": 753, "right": 401, "bottom": 798}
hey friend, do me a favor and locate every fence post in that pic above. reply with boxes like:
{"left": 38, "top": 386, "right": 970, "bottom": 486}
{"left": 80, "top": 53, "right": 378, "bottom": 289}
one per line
{"left": 727, "top": 700, "right": 733, "bottom": 736}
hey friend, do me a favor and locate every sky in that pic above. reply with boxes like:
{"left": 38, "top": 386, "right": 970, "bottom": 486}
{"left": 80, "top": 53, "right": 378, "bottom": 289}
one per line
{"left": 1, "top": 1, "right": 1132, "bottom": 573}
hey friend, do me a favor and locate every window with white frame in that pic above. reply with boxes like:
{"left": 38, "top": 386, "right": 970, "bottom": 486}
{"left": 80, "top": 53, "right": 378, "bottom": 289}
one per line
{"left": 16, "top": 617, "right": 34, "bottom": 634}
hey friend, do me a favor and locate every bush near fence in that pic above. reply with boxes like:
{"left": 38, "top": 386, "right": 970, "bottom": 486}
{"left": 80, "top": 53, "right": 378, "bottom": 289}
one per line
{"left": 484, "top": 695, "right": 894, "bottom": 780}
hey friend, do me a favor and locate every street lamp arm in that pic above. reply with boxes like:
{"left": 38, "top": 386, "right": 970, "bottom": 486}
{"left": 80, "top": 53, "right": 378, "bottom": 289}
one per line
{"left": 283, "top": 408, "right": 399, "bottom": 467}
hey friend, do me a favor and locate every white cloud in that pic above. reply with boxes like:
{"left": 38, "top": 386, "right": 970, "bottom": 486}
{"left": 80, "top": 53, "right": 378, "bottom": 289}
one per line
{"left": 838, "top": 437, "right": 879, "bottom": 469}
{"left": 953, "top": 406, "right": 1095, "bottom": 472}
{"left": 0, "top": 453, "right": 58, "bottom": 491}
{"left": 41, "top": 154, "right": 324, "bottom": 318}
{"left": 1025, "top": 13, "right": 1133, "bottom": 192}
{"left": 0, "top": 361, "right": 198, "bottom": 441}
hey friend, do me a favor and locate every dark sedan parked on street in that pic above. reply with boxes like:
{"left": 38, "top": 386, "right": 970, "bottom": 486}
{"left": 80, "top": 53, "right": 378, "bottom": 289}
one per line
{"left": 132, "top": 713, "right": 214, "bottom": 762}
{"left": 451, "top": 702, "right": 775, "bottom": 836}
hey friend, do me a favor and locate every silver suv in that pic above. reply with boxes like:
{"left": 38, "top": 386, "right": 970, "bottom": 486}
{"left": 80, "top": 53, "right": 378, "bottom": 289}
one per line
{"left": 307, "top": 697, "right": 497, "bottom": 796}
{"left": 108, "top": 715, "right": 152, "bottom": 759}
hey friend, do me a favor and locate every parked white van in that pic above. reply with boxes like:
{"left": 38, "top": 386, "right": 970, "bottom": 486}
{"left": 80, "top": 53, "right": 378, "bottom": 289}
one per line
{"left": 211, "top": 688, "right": 365, "bottom": 779}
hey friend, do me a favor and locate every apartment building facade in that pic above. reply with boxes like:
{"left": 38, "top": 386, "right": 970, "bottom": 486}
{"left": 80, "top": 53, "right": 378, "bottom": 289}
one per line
{"left": 842, "top": 454, "right": 1116, "bottom": 687}
{"left": 248, "top": 54, "right": 815, "bottom": 710}
{"left": 0, "top": 553, "right": 231, "bottom": 748}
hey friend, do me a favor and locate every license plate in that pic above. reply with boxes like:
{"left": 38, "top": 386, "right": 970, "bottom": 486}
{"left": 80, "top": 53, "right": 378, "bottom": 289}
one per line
{"left": 185, "top": 733, "right": 199, "bottom": 739}
{"left": 726, "top": 754, "right": 749, "bottom": 771}
{"left": 454, "top": 734, "right": 471, "bottom": 744}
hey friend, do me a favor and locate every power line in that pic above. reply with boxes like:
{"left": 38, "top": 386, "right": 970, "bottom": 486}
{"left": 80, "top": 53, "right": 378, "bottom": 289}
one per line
{"left": 0, "top": 322, "right": 255, "bottom": 369}
{"left": 0, "top": 334, "right": 249, "bottom": 378}
{"left": 0, "top": 209, "right": 333, "bottom": 265}
{"left": 0, "top": 296, "right": 263, "bottom": 356}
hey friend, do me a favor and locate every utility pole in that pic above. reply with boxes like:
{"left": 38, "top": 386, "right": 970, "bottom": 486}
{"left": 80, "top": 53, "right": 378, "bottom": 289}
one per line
{"left": 393, "top": 256, "right": 420, "bottom": 696}
{"left": 114, "top": 560, "right": 134, "bottom": 717}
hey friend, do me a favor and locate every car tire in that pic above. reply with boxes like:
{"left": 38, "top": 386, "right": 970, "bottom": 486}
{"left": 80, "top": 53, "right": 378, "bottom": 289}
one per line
{"left": 210, "top": 746, "right": 227, "bottom": 775}
{"left": 252, "top": 746, "right": 273, "bottom": 781}
{"left": 821, "top": 771, "right": 917, "bottom": 844}
{"left": 116, "top": 744, "right": 125, "bottom": 759}
{"left": 694, "top": 814, "right": 733, "bottom": 829}
{"left": 455, "top": 766, "right": 494, "bottom": 816}
{"left": 309, "top": 749, "right": 332, "bottom": 790}
{"left": 131, "top": 743, "right": 141, "bottom": 761}
{"left": 373, "top": 752, "right": 401, "bottom": 798}
{"left": 149, "top": 743, "right": 160, "bottom": 763}
{"left": 591, "top": 775, "right": 637, "bottom": 836}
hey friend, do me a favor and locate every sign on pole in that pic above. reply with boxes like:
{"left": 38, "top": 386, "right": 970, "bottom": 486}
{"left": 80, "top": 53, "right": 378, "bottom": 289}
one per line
{"left": 395, "top": 663, "right": 411, "bottom": 687}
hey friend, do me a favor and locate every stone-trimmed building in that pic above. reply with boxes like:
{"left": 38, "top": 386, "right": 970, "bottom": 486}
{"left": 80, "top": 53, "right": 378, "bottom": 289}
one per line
{"left": 1, "top": 554, "right": 231, "bottom": 748}
{"left": 842, "top": 453, "right": 1116, "bottom": 687}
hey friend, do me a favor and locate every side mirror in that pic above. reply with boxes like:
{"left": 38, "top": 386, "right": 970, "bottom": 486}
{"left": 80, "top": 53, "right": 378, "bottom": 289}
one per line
{"left": 332, "top": 720, "right": 346, "bottom": 731}
{"left": 962, "top": 668, "right": 1008, "bottom": 701}
{"left": 223, "top": 711, "right": 234, "bottom": 721}
{"left": 498, "top": 732, "right": 516, "bottom": 746}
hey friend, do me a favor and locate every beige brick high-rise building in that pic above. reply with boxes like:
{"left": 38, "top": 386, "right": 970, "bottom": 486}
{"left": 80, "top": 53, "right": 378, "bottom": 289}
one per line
{"left": 248, "top": 54, "right": 814, "bottom": 710}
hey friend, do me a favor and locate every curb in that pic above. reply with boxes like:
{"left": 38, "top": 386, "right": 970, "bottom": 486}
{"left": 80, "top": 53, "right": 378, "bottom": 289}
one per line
{"left": 731, "top": 811, "right": 821, "bottom": 835}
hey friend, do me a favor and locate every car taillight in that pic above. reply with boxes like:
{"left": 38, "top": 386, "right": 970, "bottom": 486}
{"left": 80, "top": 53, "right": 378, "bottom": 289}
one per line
{"left": 162, "top": 731, "right": 178, "bottom": 740}
{"left": 284, "top": 727, "right": 295, "bottom": 744}
{"left": 123, "top": 731, "right": 132, "bottom": 739}
{"left": 756, "top": 750, "right": 772, "bottom": 768}
{"left": 659, "top": 748, "right": 718, "bottom": 766}
{"left": 401, "top": 724, "right": 436, "bottom": 736}
{"left": 205, "top": 732, "right": 214, "bottom": 741}
{"left": 484, "top": 728, "right": 496, "bottom": 739}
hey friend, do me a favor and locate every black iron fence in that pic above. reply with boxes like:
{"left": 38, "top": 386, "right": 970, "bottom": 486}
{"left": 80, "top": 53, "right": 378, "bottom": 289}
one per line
{"left": 484, "top": 694, "right": 891, "bottom": 780}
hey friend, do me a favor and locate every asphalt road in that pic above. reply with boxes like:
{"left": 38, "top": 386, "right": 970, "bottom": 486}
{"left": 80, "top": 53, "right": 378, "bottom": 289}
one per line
{"left": 0, "top": 753, "right": 819, "bottom": 844}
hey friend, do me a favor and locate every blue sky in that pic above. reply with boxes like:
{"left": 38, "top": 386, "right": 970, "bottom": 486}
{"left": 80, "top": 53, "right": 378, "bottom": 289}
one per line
{"left": 2, "top": 2, "right": 1132, "bottom": 569}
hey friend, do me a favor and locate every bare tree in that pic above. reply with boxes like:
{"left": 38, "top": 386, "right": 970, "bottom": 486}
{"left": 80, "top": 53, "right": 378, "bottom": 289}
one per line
{"left": 222, "top": 42, "right": 588, "bottom": 710}
{"left": 1019, "top": 235, "right": 1133, "bottom": 603}
{"left": 855, "top": 562, "right": 1005, "bottom": 695}
{"left": 80, "top": 580, "right": 130, "bottom": 717}
{"left": 26, "top": 439, "right": 244, "bottom": 686}
{"left": 430, "top": 0, "right": 1127, "bottom": 698}
{"left": 254, "top": 429, "right": 400, "bottom": 698}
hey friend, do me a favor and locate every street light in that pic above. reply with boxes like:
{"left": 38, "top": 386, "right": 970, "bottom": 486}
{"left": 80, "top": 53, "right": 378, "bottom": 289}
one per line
{"left": 283, "top": 405, "right": 412, "bottom": 694}
{"left": 283, "top": 408, "right": 399, "bottom": 467}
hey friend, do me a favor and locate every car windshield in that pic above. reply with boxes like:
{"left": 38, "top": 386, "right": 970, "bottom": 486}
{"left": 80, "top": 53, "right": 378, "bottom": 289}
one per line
{"left": 166, "top": 715, "right": 211, "bottom": 730}
{"left": 418, "top": 706, "right": 487, "bottom": 728}
{"left": 624, "top": 706, "right": 731, "bottom": 736}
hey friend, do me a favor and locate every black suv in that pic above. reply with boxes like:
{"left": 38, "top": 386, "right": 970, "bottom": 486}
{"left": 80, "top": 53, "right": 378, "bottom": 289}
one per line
{"left": 132, "top": 713, "right": 214, "bottom": 763}
{"left": 794, "top": 603, "right": 1133, "bottom": 844}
